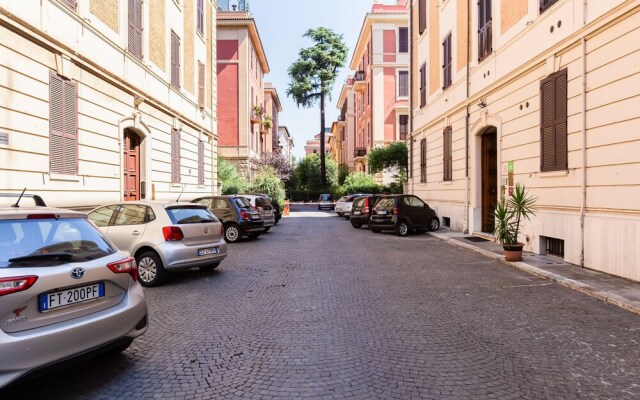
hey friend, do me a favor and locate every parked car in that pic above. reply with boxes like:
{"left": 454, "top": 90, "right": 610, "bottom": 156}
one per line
{"left": 368, "top": 195, "right": 440, "bottom": 236}
{"left": 251, "top": 193, "right": 281, "bottom": 224}
{"left": 88, "top": 201, "right": 227, "bottom": 287}
{"left": 0, "top": 206, "right": 147, "bottom": 388}
{"left": 192, "top": 196, "right": 264, "bottom": 243}
{"left": 240, "top": 195, "right": 276, "bottom": 232}
{"left": 336, "top": 194, "right": 371, "bottom": 219}
{"left": 350, "top": 195, "right": 381, "bottom": 228}
{"left": 318, "top": 194, "right": 335, "bottom": 210}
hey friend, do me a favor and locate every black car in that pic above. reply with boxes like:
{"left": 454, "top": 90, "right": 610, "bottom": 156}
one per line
{"left": 368, "top": 195, "right": 440, "bottom": 236}
{"left": 349, "top": 195, "right": 381, "bottom": 228}
{"left": 192, "top": 196, "right": 264, "bottom": 243}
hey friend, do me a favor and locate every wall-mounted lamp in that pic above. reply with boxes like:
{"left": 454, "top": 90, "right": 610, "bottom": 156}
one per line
{"left": 477, "top": 99, "right": 487, "bottom": 108}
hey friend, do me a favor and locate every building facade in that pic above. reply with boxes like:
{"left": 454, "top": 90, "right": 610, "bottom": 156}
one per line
{"left": 304, "top": 129, "right": 332, "bottom": 157}
{"left": 277, "top": 126, "right": 294, "bottom": 164}
{"left": 336, "top": 79, "right": 357, "bottom": 171}
{"left": 216, "top": 3, "right": 270, "bottom": 180}
{"left": 347, "top": 0, "right": 409, "bottom": 175}
{"left": 408, "top": 0, "right": 640, "bottom": 281}
{"left": 0, "top": 0, "right": 219, "bottom": 208}
{"left": 264, "top": 83, "right": 282, "bottom": 154}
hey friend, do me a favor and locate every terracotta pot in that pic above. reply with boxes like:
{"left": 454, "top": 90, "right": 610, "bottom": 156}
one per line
{"left": 503, "top": 243, "right": 524, "bottom": 261}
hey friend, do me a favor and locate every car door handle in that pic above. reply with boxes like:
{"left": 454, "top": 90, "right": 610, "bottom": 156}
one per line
{"left": 132, "top": 230, "right": 141, "bottom": 236}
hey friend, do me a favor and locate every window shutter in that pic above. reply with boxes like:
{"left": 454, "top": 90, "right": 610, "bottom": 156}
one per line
{"left": 399, "top": 27, "right": 408, "bottom": 53}
{"left": 443, "top": 126, "right": 452, "bottom": 181}
{"left": 443, "top": 35, "right": 452, "bottom": 89}
{"left": 399, "top": 71, "right": 408, "bottom": 97}
{"left": 197, "top": 0, "right": 204, "bottom": 35}
{"left": 60, "top": 0, "right": 76, "bottom": 11}
{"left": 540, "top": 0, "right": 559, "bottom": 13}
{"left": 128, "top": 0, "right": 143, "bottom": 60}
{"left": 198, "top": 62, "right": 205, "bottom": 107}
{"left": 419, "top": 64, "right": 426, "bottom": 107}
{"left": 419, "top": 0, "right": 427, "bottom": 35}
{"left": 171, "top": 31, "right": 180, "bottom": 89}
{"left": 49, "top": 73, "right": 77, "bottom": 175}
{"left": 198, "top": 140, "right": 205, "bottom": 186}
{"left": 540, "top": 69, "right": 567, "bottom": 172}
{"left": 420, "top": 138, "right": 427, "bottom": 183}
{"left": 478, "top": 0, "right": 492, "bottom": 61}
{"left": 399, "top": 115, "right": 408, "bottom": 140}
{"left": 171, "top": 128, "right": 181, "bottom": 184}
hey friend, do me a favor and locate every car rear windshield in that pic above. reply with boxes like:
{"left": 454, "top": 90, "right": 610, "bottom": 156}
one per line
{"left": 166, "top": 207, "right": 218, "bottom": 224}
{"left": 353, "top": 198, "right": 365, "bottom": 207}
{"left": 0, "top": 218, "right": 116, "bottom": 268}
{"left": 374, "top": 198, "right": 395, "bottom": 209}
{"left": 320, "top": 195, "right": 333, "bottom": 201}
{"left": 255, "top": 197, "right": 271, "bottom": 208}
{"left": 234, "top": 197, "right": 252, "bottom": 209}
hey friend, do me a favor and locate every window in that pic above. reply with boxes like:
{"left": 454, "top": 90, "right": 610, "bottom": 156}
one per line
{"left": 197, "top": 0, "right": 204, "bottom": 35}
{"left": 420, "top": 138, "right": 427, "bottom": 183}
{"left": 171, "top": 31, "right": 180, "bottom": 89}
{"left": 398, "top": 71, "right": 409, "bottom": 97}
{"left": 58, "top": 0, "right": 76, "bottom": 11}
{"left": 114, "top": 205, "right": 148, "bottom": 226}
{"left": 88, "top": 206, "right": 119, "bottom": 227}
{"left": 49, "top": 72, "right": 77, "bottom": 175}
{"left": 443, "top": 126, "right": 452, "bottom": 181}
{"left": 419, "top": 0, "right": 427, "bottom": 34}
{"left": 128, "top": 0, "right": 143, "bottom": 60}
{"left": 442, "top": 34, "right": 452, "bottom": 90}
{"left": 198, "top": 140, "right": 205, "bottom": 186}
{"left": 540, "top": 69, "right": 568, "bottom": 172}
{"left": 171, "top": 128, "right": 181, "bottom": 184}
{"left": 405, "top": 196, "right": 425, "bottom": 208}
{"left": 399, "top": 27, "right": 408, "bottom": 53}
{"left": 540, "top": 0, "right": 559, "bottom": 13}
{"left": 478, "top": 0, "right": 492, "bottom": 62}
{"left": 399, "top": 115, "right": 409, "bottom": 140}
{"left": 419, "top": 63, "right": 426, "bottom": 107}
{"left": 215, "top": 198, "right": 230, "bottom": 209}
{"left": 198, "top": 61, "right": 205, "bottom": 107}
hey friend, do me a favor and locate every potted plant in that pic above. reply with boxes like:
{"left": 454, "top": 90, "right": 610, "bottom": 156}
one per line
{"left": 493, "top": 183, "right": 537, "bottom": 261}
{"left": 251, "top": 105, "right": 264, "bottom": 124}
{"left": 261, "top": 115, "right": 273, "bottom": 132}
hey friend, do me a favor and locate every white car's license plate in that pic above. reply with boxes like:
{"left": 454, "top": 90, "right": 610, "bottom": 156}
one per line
{"left": 377, "top": 210, "right": 387, "bottom": 215}
{"left": 198, "top": 247, "right": 219, "bottom": 256}
{"left": 40, "top": 282, "right": 105, "bottom": 312}
{"left": 353, "top": 211, "right": 361, "bottom": 215}
{"left": 251, "top": 214, "right": 260, "bottom": 220}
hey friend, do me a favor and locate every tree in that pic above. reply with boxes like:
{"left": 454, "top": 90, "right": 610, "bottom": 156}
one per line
{"left": 257, "top": 153, "right": 293, "bottom": 182}
{"left": 287, "top": 27, "right": 348, "bottom": 187}
{"left": 367, "top": 142, "right": 408, "bottom": 175}
{"left": 338, "top": 172, "right": 383, "bottom": 197}
{"left": 250, "top": 166, "right": 286, "bottom": 205}
{"left": 218, "top": 157, "right": 249, "bottom": 195}
{"left": 294, "top": 153, "right": 338, "bottom": 194}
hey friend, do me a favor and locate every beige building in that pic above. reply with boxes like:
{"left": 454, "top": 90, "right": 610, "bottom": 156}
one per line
{"left": 408, "top": 0, "right": 640, "bottom": 281}
{"left": 277, "top": 126, "right": 294, "bottom": 165}
{"left": 0, "top": 0, "right": 219, "bottom": 208}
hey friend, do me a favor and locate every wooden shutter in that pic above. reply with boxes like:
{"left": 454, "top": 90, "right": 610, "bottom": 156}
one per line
{"left": 443, "top": 126, "right": 452, "bottom": 181}
{"left": 49, "top": 72, "right": 77, "bottom": 175}
{"left": 419, "top": 63, "right": 426, "bottom": 107}
{"left": 399, "top": 71, "right": 408, "bottom": 97}
{"left": 171, "top": 128, "right": 181, "bottom": 184}
{"left": 399, "top": 115, "right": 409, "bottom": 140}
{"left": 443, "top": 35, "right": 452, "bottom": 89}
{"left": 198, "top": 140, "right": 205, "bottom": 186}
{"left": 399, "top": 27, "right": 408, "bottom": 53}
{"left": 171, "top": 31, "right": 180, "bottom": 89}
{"left": 60, "top": 0, "right": 76, "bottom": 11}
{"left": 540, "top": 69, "right": 568, "bottom": 172}
{"left": 478, "top": 0, "right": 492, "bottom": 62}
{"left": 419, "top": 0, "right": 427, "bottom": 35}
{"left": 198, "top": 61, "right": 205, "bottom": 107}
{"left": 420, "top": 138, "right": 427, "bottom": 183}
{"left": 197, "top": 0, "right": 204, "bottom": 35}
{"left": 128, "top": 0, "right": 143, "bottom": 60}
{"left": 540, "top": 0, "right": 559, "bottom": 13}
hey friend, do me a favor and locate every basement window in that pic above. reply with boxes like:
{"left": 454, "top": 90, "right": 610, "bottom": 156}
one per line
{"left": 543, "top": 236, "right": 564, "bottom": 258}
{"left": 442, "top": 217, "right": 451, "bottom": 228}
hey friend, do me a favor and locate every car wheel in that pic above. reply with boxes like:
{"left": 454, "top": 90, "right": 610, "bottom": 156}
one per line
{"left": 224, "top": 223, "right": 241, "bottom": 243}
{"left": 337, "top": 212, "right": 343, "bottom": 217}
{"left": 248, "top": 232, "right": 260, "bottom": 239}
{"left": 199, "top": 262, "right": 221, "bottom": 272}
{"left": 344, "top": 215, "right": 350, "bottom": 220}
{"left": 136, "top": 251, "right": 167, "bottom": 287}
{"left": 371, "top": 228, "right": 381, "bottom": 233}
{"left": 352, "top": 223, "right": 362, "bottom": 229}
{"left": 263, "top": 227, "right": 271, "bottom": 233}
{"left": 396, "top": 221, "right": 411, "bottom": 237}
{"left": 429, "top": 217, "right": 440, "bottom": 231}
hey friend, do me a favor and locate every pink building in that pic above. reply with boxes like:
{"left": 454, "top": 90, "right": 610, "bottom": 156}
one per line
{"left": 345, "top": 0, "right": 409, "bottom": 176}
{"left": 304, "top": 130, "right": 332, "bottom": 157}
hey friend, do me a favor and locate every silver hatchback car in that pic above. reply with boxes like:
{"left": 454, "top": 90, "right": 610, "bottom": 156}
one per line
{"left": 0, "top": 207, "right": 147, "bottom": 388}
{"left": 88, "top": 201, "right": 227, "bottom": 287}
{"left": 240, "top": 195, "right": 276, "bottom": 232}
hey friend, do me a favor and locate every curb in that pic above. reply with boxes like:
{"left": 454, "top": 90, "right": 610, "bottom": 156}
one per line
{"left": 428, "top": 232, "right": 640, "bottom": 316}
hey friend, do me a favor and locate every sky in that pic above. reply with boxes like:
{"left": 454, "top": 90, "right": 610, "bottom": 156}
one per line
{"left": 249, "top": 0, "right": 378, "bottom": 161}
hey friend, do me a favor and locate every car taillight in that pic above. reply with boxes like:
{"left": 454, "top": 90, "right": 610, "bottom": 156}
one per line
{"left": 364, "top": 198, "right": 370, "bottom": 214}
{"left": 0, "top": 276, "right": 38, "bottom": 297}
{"left": 107, "top": 257, "right": 137, "bottom": 281}
{"left": 393, "top": 207, "right": 399, "bottom": 215}
{"left": 240, "top": 211, "right": 251, "bottom": 221}
{"left": 162, "top": 226, "right": 184, "bottom": 241}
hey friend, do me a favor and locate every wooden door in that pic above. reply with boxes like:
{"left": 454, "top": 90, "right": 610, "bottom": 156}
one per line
{"left": 481, "top": 130, "right": 498, "bottom": 233}
{"left": 123, "top": 130, "right": 140, "bottom": 201}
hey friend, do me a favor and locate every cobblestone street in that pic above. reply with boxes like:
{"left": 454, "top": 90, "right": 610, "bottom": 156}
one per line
{"left": 3, "top": 205, "right": 640, "bottom": 399}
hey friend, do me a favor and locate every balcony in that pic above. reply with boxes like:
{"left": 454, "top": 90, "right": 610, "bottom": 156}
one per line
{"left": 353, "top": 70, "right": 367, "bottom": 92}
{"left": 354, "top": 147, "right": 367, "bottom": 158}
{"left": 218, "top": 0, "right": 248, "bottom": 12}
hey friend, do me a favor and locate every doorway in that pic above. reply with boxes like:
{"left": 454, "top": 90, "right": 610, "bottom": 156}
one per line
{"left": 481, "top": 128, "right": 497, "bottom": 233}
{"left": 123, "top": 129, "right": 141, "bottom": 201}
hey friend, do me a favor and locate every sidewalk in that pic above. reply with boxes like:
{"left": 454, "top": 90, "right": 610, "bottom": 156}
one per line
{"left": 428, "top": 229, "right": 640, "bottom": 315}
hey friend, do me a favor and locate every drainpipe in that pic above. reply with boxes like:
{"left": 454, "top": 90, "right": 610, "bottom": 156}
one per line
{"left": 580, "top": 2, "right": 588, "bottom": 267}
{"left": 463, "top": 0, "right": 471, "bottom": 234}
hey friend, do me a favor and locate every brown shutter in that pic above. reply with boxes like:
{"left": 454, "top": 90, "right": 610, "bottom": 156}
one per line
{"left": 419, "top": 63, "right": 426, "bottom": 107}
{"left": 198, "top": 61, "right": 205, "bottom": 107}
{"left": 198, "top": 140, "right": 205, "bottom": 186}
{"left": 60, "top": 0, "right": 76, "bottom": 11}
{"left": 443, "top": 126, "right": 452, "bottom": 181}
{"left": 420, "top": 138, "right": 427, "bottom": 183}
{"left": 171, "top": 128, "right": 181, "bottom": 184}
{"left": 554, "top": 70, "right": 568, "bottom": 170}
{"left": 171, "top": 31, "right": 180, "bottom": 89}
{"left": 419, "top": 0, "right": 427, "bottom": 34}
{"left": 443, "top": 35, "right": 452, "bottom": 89}
{"left": 540, "top": 69, "right": 567, "bottom": 172}
{"left": 399, "top": 27, "right": 408, "bottom": 53}
{"left": 49, "top": 72, "right": 78, "bottom": 175}
{"left": 197, "top": 0, "right": 204, "bottom": 34}
{"left": 478, "top": 0, "right": 493, "bottom": 61}
{"left": 128, "top": 0, "right": 143, "bottom": 60}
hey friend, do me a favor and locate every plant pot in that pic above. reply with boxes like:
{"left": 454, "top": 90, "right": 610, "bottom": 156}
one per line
{"left": 503, "top": 243, "right": 524, "bottom": 261}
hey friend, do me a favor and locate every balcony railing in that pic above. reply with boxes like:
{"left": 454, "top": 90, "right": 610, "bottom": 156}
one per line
{"left": 218, "top": 0, "right": 248, "bottom": 12}
{"left": 354, "top": 147, "right": 367, "bottom": 158}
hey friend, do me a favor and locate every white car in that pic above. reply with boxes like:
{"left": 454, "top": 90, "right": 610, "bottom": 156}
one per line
{"left": 239, "top": 195, "right": 276, "bottom": 232}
